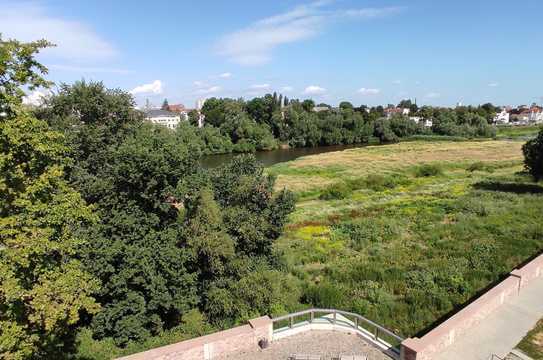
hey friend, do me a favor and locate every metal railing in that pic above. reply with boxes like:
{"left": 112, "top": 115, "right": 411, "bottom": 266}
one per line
{"left": 272, "top": 308, "right": 404, "bottom": 356}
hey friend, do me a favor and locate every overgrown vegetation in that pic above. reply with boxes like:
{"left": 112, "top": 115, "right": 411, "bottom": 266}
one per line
{"left": 271, "top": 141, "right": 543, "bottom": 337}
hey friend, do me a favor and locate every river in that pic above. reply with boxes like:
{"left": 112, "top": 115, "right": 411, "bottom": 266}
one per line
{"left": 200, "top": 144, "right": 367, "bottom": 168}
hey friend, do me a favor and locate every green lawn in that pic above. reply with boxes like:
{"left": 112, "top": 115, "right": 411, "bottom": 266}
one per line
{"left": 270, "top": 140, "right": 543, "bottom": 337}
{"left": 496, "top": 124, "right": 542, "bottom": 139}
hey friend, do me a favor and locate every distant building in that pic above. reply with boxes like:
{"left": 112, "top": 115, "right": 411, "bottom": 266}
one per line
{"left": 529, "top": 106, "right": 543, "bottom": 123}
{"left": 493, "top": 108, "right": 510, "bottom": 124}
{"left": 145, "top": 109, "right": 184, "bottom": 129}
{"left": 312, "top": 106, "right": 330, "bottom": 113}
{"left": 168, "top": 104, "right": 186, "bottom": 113}
{"left": 385, "top": 107, "right": 410, "bottom": 118}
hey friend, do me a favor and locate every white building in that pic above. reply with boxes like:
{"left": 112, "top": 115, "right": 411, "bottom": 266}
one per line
{"left": 145, "top": 109, "right": 183, "bottom": 129}
{"left": 529, "top": 107, "right": 543, "bottom": 123}
{"left": 493, "top": 108, "right": 510, "bottom": 124}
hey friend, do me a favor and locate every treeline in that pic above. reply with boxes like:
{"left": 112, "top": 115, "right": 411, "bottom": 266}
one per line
{"left": 179, "top": 95, "right": 498, "bottom": 155}
{"left": 1, "top": 37, "right": 297, "bottom": 359}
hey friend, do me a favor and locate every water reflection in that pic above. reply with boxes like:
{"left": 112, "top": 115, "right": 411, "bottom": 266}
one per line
{"left": 200, "top": 144, "right": 367, "bottom": 168}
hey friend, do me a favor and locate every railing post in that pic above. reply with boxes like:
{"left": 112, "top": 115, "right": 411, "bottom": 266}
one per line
{"left": 354, "top": 317, "right": 358, "bottom": 329}
{"left": 333, "top": 310, "right": 337, "bottom": 325}
{"left": 289, "top": 316, "right": 293, "bottom": 329}
{"left": 310, "top": 311, "right": 314, "bottom": 324}
{"left": 374, "top": 327, "right": 379, "bottom": 340}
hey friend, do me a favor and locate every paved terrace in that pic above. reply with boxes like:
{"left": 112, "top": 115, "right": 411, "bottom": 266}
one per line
{"left": 217, "top": 330, "right": 393, "bottom": 360}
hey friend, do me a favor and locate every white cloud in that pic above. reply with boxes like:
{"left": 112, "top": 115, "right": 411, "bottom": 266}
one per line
{"left": 281, "top": 86, "right": 294, "bottom": 92}
{"left": 23, "top": 89, "right": 52, "bottom": 106}
{"left": 49, "top": 64, "right": 132, "bottom": 74}
{"left": 392, "top": 80, "right": 402, "bottom": 85}
{"left": 425, "top": 92, "right": 441, "bottom": 99}
{"left": 0, "top": 2, "right": 117, "bottom": 62}
{"left": 249, "top": 84, "right": 271, "bottom": 90}
{"left": 130, "top": 80, "right": 163, "bottom": 95}
{"left": 216, "top": 2, "right": 403, "bottom": 65}
{"left": 488, "top": 82, "right": 499, "bottom": 87}
{"left": 358, "top": 87, "right": 380, "bottom": 95}
{"left": 196, "top": 86, "right": 221, "bottom": 95}
{"left": 194, "top": 80, "right": 208, "bottom": 88}
{"left": 303, "top": 85, "right": 326, "bottom": 95}
{"left": 219, "top": 72, "right": 232, "bottom": 78}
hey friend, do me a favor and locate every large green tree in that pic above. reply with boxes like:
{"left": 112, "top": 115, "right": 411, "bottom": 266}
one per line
{"left": 0, "top": 37, "right": 99, "bottom": 358}
{"left": 0, "top": 35, "right": 52, "bottom": 117}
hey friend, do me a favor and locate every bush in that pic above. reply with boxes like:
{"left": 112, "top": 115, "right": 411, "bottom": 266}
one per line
{"left": 364, "top": 173, "right": 410, "bottom": 191}
{"left": 232, "top": 139, "right": 256, "bottom": 153}
{"left": 414, "top": 164, "right": 443, "bottom": 177}
{"left": 319, "top": 182, "right": 352, "bottom": 200}
{"left": 522, "top": 129, "right": 543, "bottom": 181}
{"left": 467, "top": 161, "right": 494, "bottom": 173}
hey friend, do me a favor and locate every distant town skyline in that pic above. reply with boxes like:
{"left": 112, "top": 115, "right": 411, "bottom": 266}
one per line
{"left": 1, "top": 0, "right": 542, "bottom": 107}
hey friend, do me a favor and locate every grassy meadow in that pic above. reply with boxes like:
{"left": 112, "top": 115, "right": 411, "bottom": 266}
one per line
{"left": 268, "top": 140, "right": 543, "bottom": 338}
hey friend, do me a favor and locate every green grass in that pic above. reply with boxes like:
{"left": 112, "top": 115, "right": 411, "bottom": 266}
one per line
{"left": 272, "top": 141, "right": 543, "bottom": 338}
{"left": 517, "top": 319, "right": 543, "bottom": 359}
{"left": 496, "top": 125, "right": 542, "bottom": 139}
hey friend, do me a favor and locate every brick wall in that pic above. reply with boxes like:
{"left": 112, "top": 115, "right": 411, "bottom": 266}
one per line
{"left": 116, "top": 316, "right": 272, "bottom": 360}
{"left": 400, "top": 253, "right": 543, "bottom": 360}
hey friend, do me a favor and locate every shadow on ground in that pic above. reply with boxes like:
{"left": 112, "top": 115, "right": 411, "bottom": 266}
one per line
{"left": 474, "top": 181, "right": 543, "bottom": 194}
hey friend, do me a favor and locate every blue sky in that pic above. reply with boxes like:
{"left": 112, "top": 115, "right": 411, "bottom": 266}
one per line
{"left": 2, "top": 0, "right": 542, "bottom": 108}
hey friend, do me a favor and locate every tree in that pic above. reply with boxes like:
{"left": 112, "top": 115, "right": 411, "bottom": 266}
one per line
{"left": 188, "top": 109, "right": 200, "bottom": 127}
{"left": 0, "top": 35, "right": 53, "bottom": 117}
{"left": 184, "top": 189, "right": 235, "bottom": 281}
{"left": 0, "top": 114, "right": 100, "bottom": 359}
{"left": 0, "top": 36, "right": 99, "bottom": 359}
{"left": 161, "top": 98, "right": 169, "bottom": 111}
{"left": 522, "top": 128, "right": 543, "bottom": 181}
{"left": 339, "top": 101, "right": 354, "bottom": 111}
{"left": 302, "top": 99, "right": 315, "bottom": 112}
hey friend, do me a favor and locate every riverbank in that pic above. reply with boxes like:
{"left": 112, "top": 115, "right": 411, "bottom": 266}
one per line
{"left": 270, "top": 139, "right": 543, "bottom": 338}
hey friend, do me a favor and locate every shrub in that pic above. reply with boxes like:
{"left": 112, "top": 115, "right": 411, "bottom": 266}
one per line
{"left": 232, "top": 139, "right": 256, "bottom": 153}
{"left": 414, "top": 164, "right": 443, "bottom": 177}
{"left": 319, "top": 182, "right": 352, "bottom": 200}
{"left": 467, "top": 161, "right": 494, "bottom": 173}
{"left": 522, "top": 129, "right": 543, "bottom": 181}
{"left": 303, "top": 282, "right": 344, "bottom": 308}
{"left": 364, "top": 173, "right": 411, "bottom": 191}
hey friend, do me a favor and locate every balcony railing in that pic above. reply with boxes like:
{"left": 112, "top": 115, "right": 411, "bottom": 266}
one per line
{"left": 271, "top": 308, "right": 404, "bottom": 358}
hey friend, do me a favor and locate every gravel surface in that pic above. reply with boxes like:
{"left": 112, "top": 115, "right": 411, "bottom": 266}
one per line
{"left": 217, "top": 330, "right": 393, "bottom": 360}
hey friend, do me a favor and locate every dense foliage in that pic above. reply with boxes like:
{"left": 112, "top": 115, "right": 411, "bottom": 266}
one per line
{"left": 192, "top": 97, "right": 497, "bottom": 154}
{"left": 1, "top": 38, "right": 296, "bottom": 358}
{"left": 1, "top": 37, "right": 99, "bottom": 359}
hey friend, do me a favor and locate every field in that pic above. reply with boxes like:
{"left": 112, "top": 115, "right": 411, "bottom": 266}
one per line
{"left": 268, "top": 140, "right": 543, "bottom": 337}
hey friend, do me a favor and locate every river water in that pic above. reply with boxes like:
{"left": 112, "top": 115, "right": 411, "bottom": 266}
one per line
{"left": 200, "top": 144, "right": 367, "bottom": 168}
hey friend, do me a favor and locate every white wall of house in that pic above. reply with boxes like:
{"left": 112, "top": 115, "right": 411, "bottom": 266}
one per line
{"left": 493, "top": 109, "right": 510, "bottom": 124}
{"left": 146, "top": 115, "right": 181, "bottom": 129}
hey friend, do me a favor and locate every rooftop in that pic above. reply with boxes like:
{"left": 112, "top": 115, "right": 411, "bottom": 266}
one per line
{"left": 145, "top": 109, "right": 179, "bottom": 117}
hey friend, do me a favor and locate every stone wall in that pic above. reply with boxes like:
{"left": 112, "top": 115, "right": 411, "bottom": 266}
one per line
{"left": 400, "top": 253, "right": 543, "bottom": 360}
{"left": 116, "top": 316, "right": 272, "bottom": 360}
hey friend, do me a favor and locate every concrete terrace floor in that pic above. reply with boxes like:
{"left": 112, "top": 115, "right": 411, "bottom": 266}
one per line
{"left": 217, "top": 331, "right": 393, "bottom": 360}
